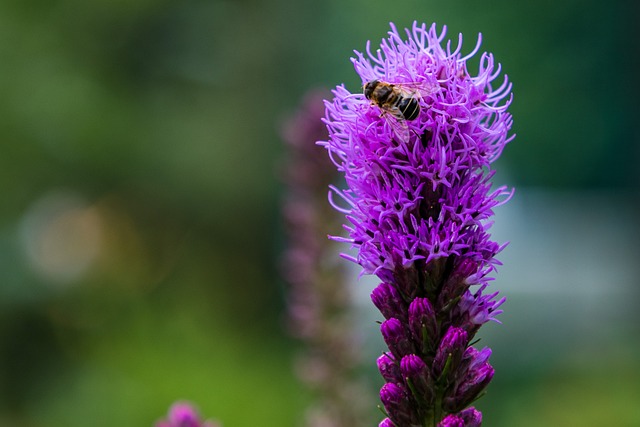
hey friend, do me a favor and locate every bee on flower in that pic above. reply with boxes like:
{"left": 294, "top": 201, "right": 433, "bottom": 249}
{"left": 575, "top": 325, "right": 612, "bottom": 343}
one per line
{"left": 362, "top": 79, "right": 439, "bottom": 141}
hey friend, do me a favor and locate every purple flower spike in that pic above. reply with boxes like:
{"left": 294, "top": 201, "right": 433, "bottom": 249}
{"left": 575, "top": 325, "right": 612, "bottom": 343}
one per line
{"left": 321, "top": 21, "right": 514, "bottom": 425}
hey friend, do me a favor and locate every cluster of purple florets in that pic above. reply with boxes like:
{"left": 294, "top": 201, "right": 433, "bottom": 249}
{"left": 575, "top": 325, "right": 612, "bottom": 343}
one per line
{"left": 320, "top": 22, "right": 514, "bottom": 427}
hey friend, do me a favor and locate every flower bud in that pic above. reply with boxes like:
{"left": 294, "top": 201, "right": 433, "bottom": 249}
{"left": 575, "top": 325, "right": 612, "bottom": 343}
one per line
{"left": 372, "top": 282, "right": 407, "bottom": 322}
{"left": 458, "top": 362, "right": 494, "bottom": 408}
{"left": 378, "top": 418, "right": 395, "bottom": 427}
{"left": 380, "top": 382, "right": 417, "bottom": 426}
{"left": 408, "top": 297, "right": 438, "bottom": 352}
{"left": 437, "top": 258, "right": 479, "bottom": 308}
{"left": 437, "top": 414, "right": 464, "bottom": 427}
{"left": 377, "top": 353, "right": 402, "bottom": 384}
{"left": 443, "top": 344, "right": 494, "bottom": 412}
{"left": 433, "top": 327, "right": 468, "bottom": 380}
{"left": 399, "top": 354, "right": 434, "bottom": 406}
{"left": 381, "top": 318, "right": 414, "bottom": 359}
{"left": 458, "top": 407, "right": 482, "bottom": 427}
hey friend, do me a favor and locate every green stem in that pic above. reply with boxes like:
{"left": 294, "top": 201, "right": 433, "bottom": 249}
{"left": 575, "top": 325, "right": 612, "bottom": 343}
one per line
{"left": 433, "top": 392, "right": 443, "bottom": 427}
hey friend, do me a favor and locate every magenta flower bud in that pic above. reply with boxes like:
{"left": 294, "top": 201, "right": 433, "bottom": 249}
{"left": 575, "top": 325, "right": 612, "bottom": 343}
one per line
{"left": 399, "top": 354, "right": 427, "bottom": 377}
{"left": 377, "top": 353, "right": 402, "bottom": 384}
{"left": 408, "top": 297, "right": 438, "bottom": 352}
{"left": 444, "top": 346, "right": 494, "bottom": 411}
{"left": 450, "top": 362, "right": 495, "bottom": 411}
{"left": 381, "top": 318, "right": 414, "bottom": 359}
{"left": 444, "top": 367, "right": 493, "bottom": 412}
{"left": 372, "top": 282, "right": 408, "bottom": 322}
{"left": 458, "top": 407, "right": 482, "bottom": 427}
{"left": 378, "top": 418, "right": 395, "bottom": 427}
{"left": 437, "top": 414, "right": 465, "bottom": 427}
{"left": 433, "top": 327, "right": 468, "bottom": 379}
{"left": 380, "top": 382, "right": 417, "bottom": 426}
{"left": 380, "top": 381, "right": 406, "bottom": 406}
{"left": 400, "top": 354, "right": 434, "bottom": 405}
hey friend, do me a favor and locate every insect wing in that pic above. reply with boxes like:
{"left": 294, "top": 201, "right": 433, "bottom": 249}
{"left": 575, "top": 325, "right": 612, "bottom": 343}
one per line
{"left": 364, "top": 105, "right": 410, "bottom": 143}
{"left": 395, "top": 81, "right": 439, "bottom": 100}
{"left": 382, "top": 108, "right": 410, "bottom": 142}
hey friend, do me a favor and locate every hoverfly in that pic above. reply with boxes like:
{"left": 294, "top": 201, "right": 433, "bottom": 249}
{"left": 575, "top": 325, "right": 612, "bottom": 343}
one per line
{"left": 363, "top": 79, "right": 437, "bottom": 142}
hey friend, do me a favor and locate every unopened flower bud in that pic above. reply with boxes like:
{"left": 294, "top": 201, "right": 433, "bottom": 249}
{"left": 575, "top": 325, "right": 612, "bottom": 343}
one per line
{"left": 381, "top": 318, "right": 414, "bottom": 359}
{"left": 433, "top": 327, "right": 468, "bottom": 380}
{"left": 458, "top": 407, "right": 482, "bottom": 427}
{"left": 372, "top": 282, "right": 408, "bottom": 322}
{"left": 399, "top": 354, "right": 434, "bottom": 405}
{"left": 380, "top": 382, "right": 417, "bottom": 427}
{"left": 444, "top": 353, "right": 494, "bottom": 413}
{"left": 408, "top": 297, "right": 437, "bottom": 352}
{"left": 438, "top": 259, "right": 479, "bottom": 308}
{"left": 437, "top": 414, "right": 465, "bottom": 427}
{"left": 377, "top": 353, "right": 402, "bottom": 384}
{"left": 378, "top": 418, "right": 395, "bottom": 427}
{"left": 456, "top": 362, "right": 494, "bottom": 410}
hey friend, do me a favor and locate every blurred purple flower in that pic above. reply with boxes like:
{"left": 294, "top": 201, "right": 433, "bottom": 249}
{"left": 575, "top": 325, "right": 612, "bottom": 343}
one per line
{"left": 321, "top": 21, "right": 514, "bottom": 426}
{"left": 155, "top": 401, "right": 219, "bottom": 427}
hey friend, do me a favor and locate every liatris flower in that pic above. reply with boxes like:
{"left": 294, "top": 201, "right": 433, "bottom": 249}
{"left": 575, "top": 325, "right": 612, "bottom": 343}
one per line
{"left": 281, "top": 89, "right": 371, "bottom": 427}
{"left": 320, "top": 22, "right": 514, "bottom": 426}
{"left": 155, "top": 401, "right": 219, "bottom": 427}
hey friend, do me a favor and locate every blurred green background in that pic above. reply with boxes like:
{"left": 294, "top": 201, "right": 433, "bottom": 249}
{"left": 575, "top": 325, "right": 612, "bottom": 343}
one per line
{"left": 0, "top": 0, "right": 638, "bottom": 426}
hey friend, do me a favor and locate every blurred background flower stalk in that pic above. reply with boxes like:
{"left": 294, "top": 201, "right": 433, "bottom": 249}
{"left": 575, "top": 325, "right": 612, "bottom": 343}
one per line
{"left": 280, "top": 89, "right": 372, "bottom": 427}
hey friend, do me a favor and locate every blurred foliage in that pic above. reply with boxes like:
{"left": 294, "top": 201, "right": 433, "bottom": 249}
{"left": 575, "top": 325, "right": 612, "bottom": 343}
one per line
{"left": 0, "top": 0, "right": 637, "bottom": 426}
